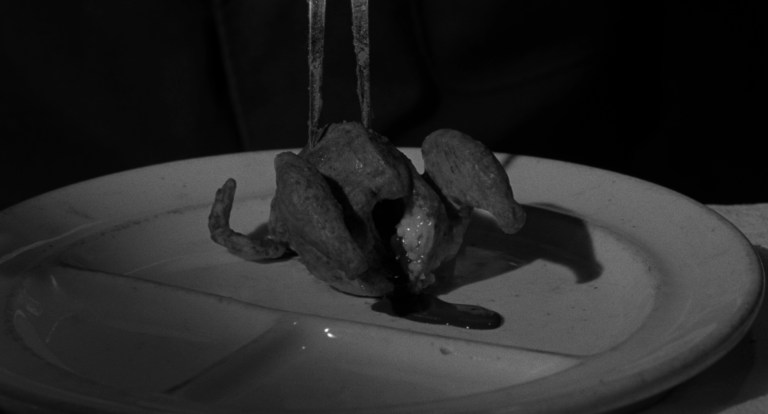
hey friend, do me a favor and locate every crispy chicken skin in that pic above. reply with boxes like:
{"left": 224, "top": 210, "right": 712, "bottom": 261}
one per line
{"left": 300, "top": 122, "right": 413, "bottom": 272}
{"left": 422, "top": 129, "right": 526, "bottom": 234}
{"left": 269, "top": 152, "right": 382, "bottom": 294}
{"left": 208, "top": 178, "right": 286, "bottom": 261}
{"left": 208, "top": 122, "right": 526, "bottom": 297}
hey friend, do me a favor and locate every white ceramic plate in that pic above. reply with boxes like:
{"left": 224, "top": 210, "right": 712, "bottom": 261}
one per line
{"left": 0, "top": 150, "right": 762, "bottom": 413}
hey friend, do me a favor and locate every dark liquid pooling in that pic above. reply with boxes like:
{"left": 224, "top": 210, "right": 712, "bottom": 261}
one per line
{"left": 371, "top": 289, "right": 503, "bottom": 330}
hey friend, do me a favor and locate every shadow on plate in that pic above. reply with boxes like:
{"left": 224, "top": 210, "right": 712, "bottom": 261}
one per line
{"left": 430, "top": 204, "right": 604, "bottom": 295}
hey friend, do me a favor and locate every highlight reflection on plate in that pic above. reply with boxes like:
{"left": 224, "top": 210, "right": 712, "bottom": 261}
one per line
{"left": 0, "top": 150, "right": 762, "bottom": 413}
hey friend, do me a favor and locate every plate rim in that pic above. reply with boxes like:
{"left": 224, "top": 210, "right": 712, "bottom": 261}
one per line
{"left": 0, "top": 150, "right": 763, "bottom": 414}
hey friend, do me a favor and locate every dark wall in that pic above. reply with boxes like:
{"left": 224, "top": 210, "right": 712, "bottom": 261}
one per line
{"left": 1, "top": 0, "right": 765, "bottom": 208}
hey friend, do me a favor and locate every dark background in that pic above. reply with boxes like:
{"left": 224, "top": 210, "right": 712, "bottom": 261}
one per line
{"left": 1, "top": 0, "right": 766, "bottom": 209}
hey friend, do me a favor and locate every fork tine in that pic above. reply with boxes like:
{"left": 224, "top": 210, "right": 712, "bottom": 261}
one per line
{"left": 307, "top": 0, "right": 326, "bottom": 148}
{"left": 350, "top": 0, "right": 371, "bottom": 129}
{"left": 307, "top": 0, "right": 371, "bottom": 148}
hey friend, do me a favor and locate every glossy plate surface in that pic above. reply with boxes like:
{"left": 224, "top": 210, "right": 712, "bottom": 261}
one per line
{"left": 0, "top": 150, "right": 763, "bottom": 413}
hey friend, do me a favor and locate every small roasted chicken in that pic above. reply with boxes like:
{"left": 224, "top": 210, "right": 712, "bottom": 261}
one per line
{"left": 209, "top": 122, "right": 525, "bottom": 297}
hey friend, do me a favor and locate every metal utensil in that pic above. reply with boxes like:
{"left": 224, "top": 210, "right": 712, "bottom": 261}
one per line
{"left": 307, "top": 0, "right": 370, "bottom": 148}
